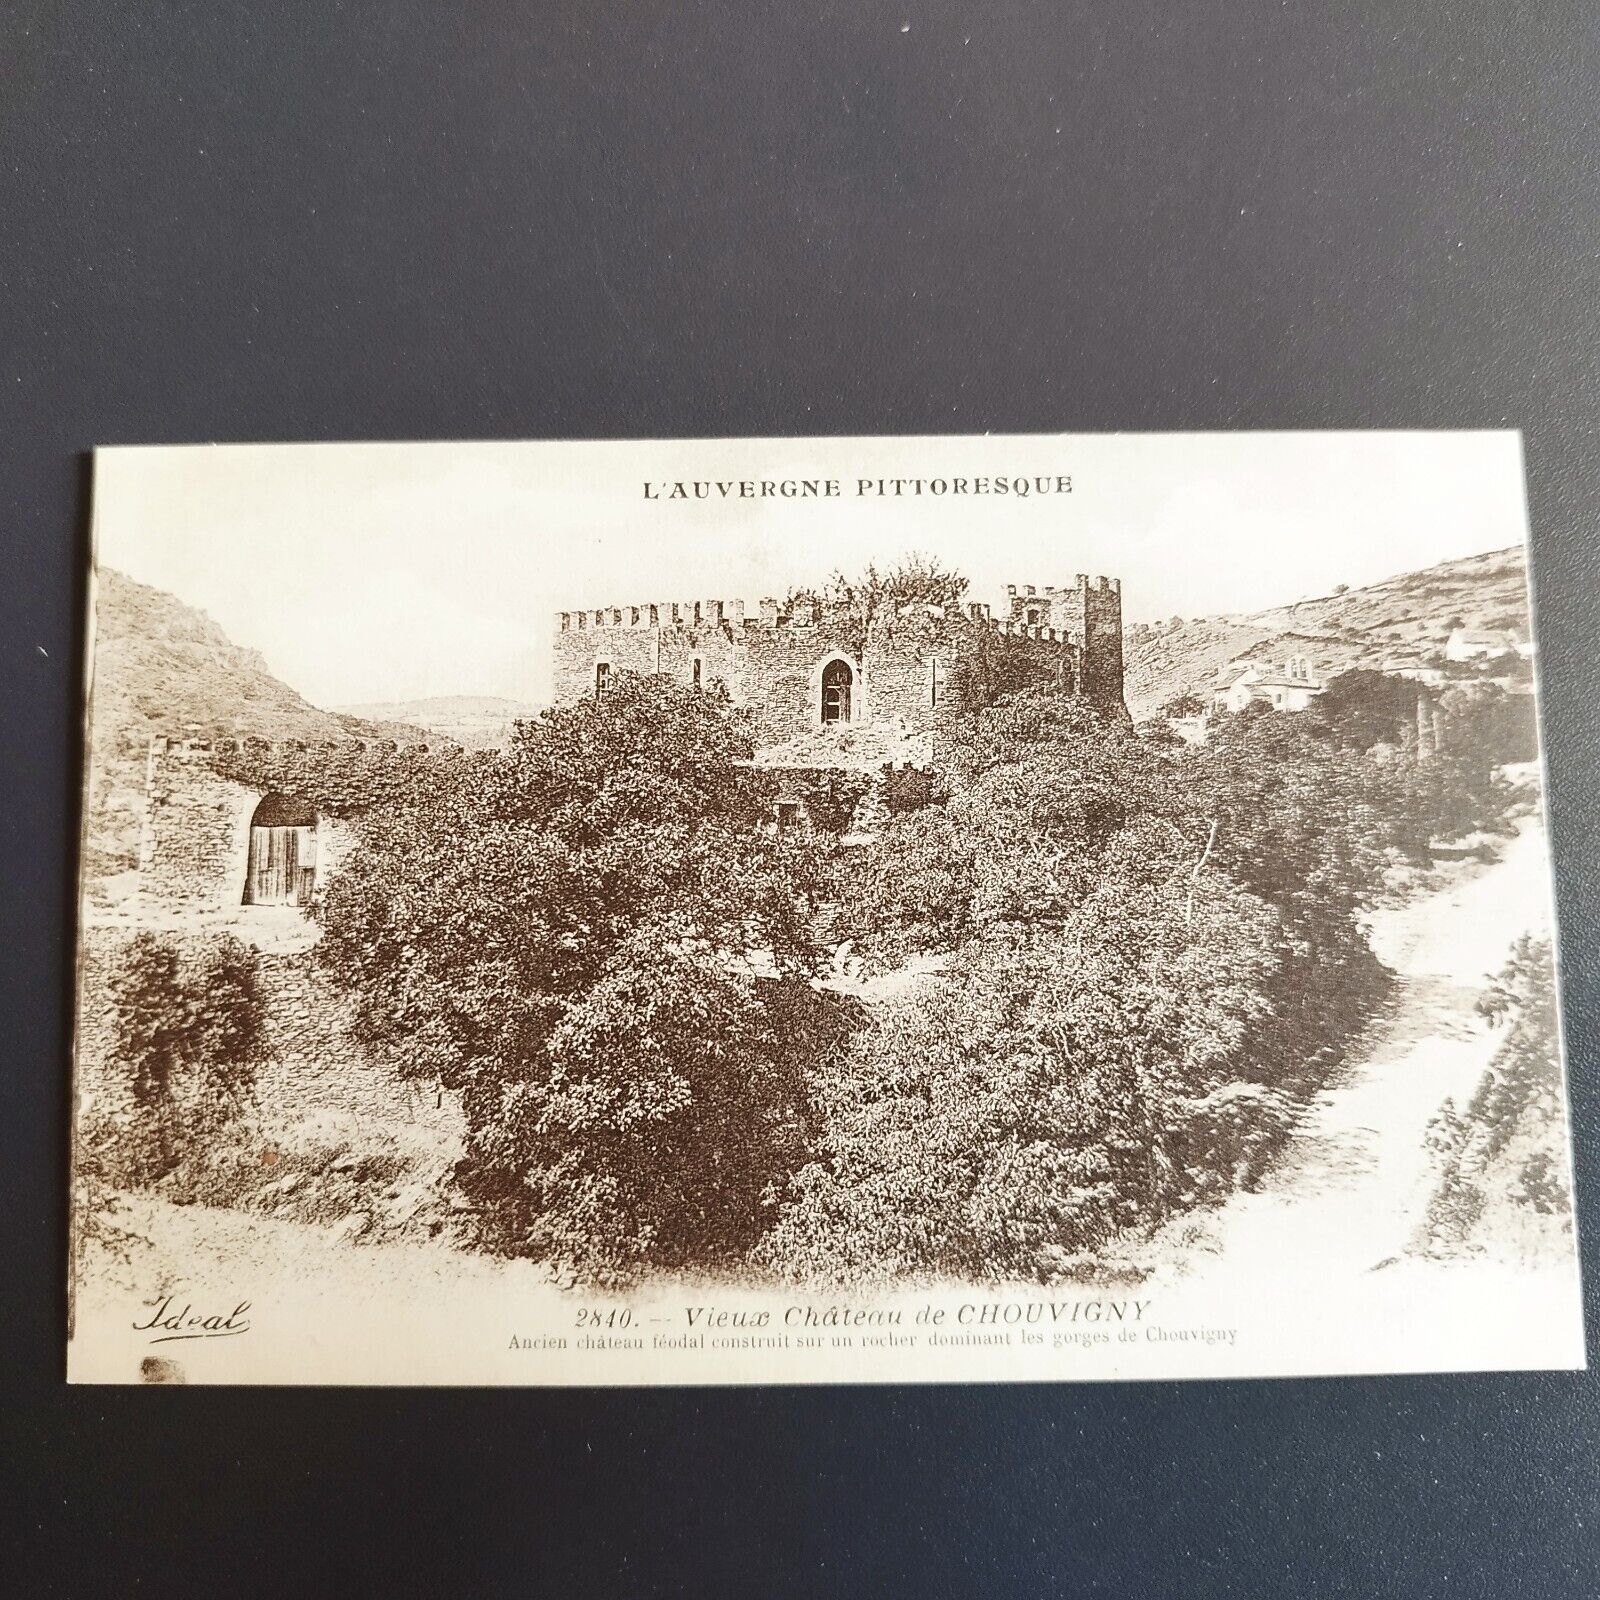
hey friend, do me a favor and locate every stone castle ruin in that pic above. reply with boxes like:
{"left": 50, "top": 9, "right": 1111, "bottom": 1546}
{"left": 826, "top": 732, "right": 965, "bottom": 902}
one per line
{"left": 127, "top": 573, "right": 1127, "bottom": 920}
{"left": 79, "top": 573, "right": 1124, "bottom": 1146}
{"left": 554, "top": 574, "right": 1126, "bottom": 768}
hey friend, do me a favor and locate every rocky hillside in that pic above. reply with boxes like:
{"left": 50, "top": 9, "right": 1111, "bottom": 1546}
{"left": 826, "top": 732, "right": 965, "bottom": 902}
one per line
{"left": 1125, "top": 546, "right": 1530, "bottom": 718}
{"left": 82, "top": 569, "right": 425, "bottom": 893}
{"left": 1247, "top": 545, "right": 1530, "bottom": 643}
{"left": 336, "top": 695, "right": 543, "bottom": 751}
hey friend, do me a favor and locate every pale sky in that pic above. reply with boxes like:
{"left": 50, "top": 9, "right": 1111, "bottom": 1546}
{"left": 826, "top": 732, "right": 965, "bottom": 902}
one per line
{"left": 92, "top": 432, "right": 1531, "bottom": 709}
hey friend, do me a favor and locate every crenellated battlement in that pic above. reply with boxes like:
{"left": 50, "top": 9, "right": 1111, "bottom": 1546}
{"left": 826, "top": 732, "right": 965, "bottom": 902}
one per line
{"left": 559, "top": 598, "right": 754, "bottom": 631}
{"left": 147, "top": 734, "right": 487, "bottom": 761}
{"left": 988, "top": 621, "right": 1072, "bottom": 643}
{"left": 1006, "top": 574, "right": 1121, "bottom": 597}
{"left": 557, "top": 596, "right": 839, "bottom": 632}
{"left": 557, "top": 587, "right": 1110, "bottom": 639}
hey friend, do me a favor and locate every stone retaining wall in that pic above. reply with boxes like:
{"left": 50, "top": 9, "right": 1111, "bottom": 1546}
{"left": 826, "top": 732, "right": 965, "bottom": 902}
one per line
{"left": 73, "top": 926, "right": 460, "bottom": 1146}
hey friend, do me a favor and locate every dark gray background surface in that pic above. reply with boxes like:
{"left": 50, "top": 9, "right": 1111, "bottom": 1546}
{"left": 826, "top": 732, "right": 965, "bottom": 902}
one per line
{"left": 4, "top": 3, "right": 1597, "bottom": 1594}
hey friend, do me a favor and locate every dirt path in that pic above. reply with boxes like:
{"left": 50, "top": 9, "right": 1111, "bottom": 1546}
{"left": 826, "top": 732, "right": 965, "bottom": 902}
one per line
{"left": 1154, "top": 814, "right": 1555, "bottom": 1288}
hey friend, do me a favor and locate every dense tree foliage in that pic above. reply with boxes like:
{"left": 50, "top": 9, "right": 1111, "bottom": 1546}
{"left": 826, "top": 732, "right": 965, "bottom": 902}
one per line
{"left": 787, "top": 553, "right": 971, "bottom": 624}
{"left": 316, "top": 674, "right": 839, "bottom": 1278}
{"left": 781, "top": 694, "right": 1399, "bottom": 1280}
{"left": 1307, "top": 670, "right": 1535, "bottom": 851}
{"left": 314, "top": 616, "right": 1537, "bottom": 1285}
{"left": 1312, "top": 669, "right": 1428, "bottom": 751}
{"left": 761, "top": 841, "right": 1290, "bottom": 1282}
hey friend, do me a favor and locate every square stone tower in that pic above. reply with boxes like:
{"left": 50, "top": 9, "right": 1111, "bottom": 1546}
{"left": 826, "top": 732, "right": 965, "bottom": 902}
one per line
{"left": 1006, "top": 575, "right": 1124, "bottom": 715}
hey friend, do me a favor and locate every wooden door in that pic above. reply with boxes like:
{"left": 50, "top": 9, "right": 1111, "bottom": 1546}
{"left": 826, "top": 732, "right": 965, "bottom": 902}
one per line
{"left": 247, "top": 825, "right": 307, "bottom": 905}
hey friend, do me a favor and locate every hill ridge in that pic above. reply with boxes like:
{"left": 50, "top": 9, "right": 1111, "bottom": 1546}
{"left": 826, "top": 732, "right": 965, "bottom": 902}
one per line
{"left": 84, "top": 567, "right": 428, "bottom": 893}
{"left": 1124, "top": 545, "right": 1530, "bottom": 718}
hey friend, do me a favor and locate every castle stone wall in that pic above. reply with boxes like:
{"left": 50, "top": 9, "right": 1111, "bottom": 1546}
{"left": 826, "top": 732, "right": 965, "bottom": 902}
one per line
{"left": 136, "top": 737, "right": 466, "bottom": 918}
{"left": 137, "top": 743, "right": 260, "bottom": 913}
{"left": 250, "top": 949, "right": 459, "bottom": 1136}
{"left": 551, "top": 580, "right": 1122, "bottom": 751}
{"left": 1007, "top": 576, "right": 1125, "bottom": 713}
{"left": 74, "top": 927, "right": 460, "bottom": 1144}
{"left": 737, "top": 617, "right": 872, "bottom": 746}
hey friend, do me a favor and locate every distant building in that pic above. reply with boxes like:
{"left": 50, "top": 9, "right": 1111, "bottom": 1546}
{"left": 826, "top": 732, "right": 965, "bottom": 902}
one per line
{"left": 1378, "top": 654, "right": 1448, "bottom": 687}
{"left": 1445, "top": 627, "right": 1521, "bottom": 662}
{"left": 1212, "top": 654, "right": 1325, "bottom": 714}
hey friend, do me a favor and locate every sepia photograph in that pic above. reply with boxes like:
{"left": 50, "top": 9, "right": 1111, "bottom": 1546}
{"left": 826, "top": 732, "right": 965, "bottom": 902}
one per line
{"left": 66, "top": 432, "right": 1583, "bottom": 1385}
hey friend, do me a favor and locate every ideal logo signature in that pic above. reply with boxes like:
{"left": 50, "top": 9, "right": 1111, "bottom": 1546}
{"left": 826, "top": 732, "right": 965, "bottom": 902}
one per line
{"left": 133, "top": 1296, "right": 252, "bottom": 1344}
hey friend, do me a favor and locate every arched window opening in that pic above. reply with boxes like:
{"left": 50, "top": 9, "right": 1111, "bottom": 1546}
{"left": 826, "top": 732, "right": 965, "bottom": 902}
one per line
{"left": 821, "top": 658, "right": 853, "bottom": 724}
{"left": 692, "top": 656, "right": 703, "bottom": 687}
{"left": 243, "top": 793, "right": 317, "bottom": 907}
{"left": 595, "top": 661, "right": 612, "bottom": 697}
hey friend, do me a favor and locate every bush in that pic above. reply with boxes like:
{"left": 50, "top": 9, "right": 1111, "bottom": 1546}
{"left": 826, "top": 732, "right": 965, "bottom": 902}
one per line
{"left": 1416, "top": 936, "right": 1571, "bottom": 1257}
{"left": 80, "top": 932, "right": 265, "bottom": 1187}
{"left": 762, "top": 852, "right": 1293, "bottom": 1284}
{"left": 462, "top": 957, "right": 850, "bottom": 1279}
{"left": 880, "top": 763, "right": 948, "bottom": 816}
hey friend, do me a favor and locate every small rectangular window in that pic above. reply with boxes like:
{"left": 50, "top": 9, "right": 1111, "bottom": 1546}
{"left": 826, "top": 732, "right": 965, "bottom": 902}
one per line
{"left": 692, "top": 657, "right": 702, "bottom": 686}
{"left": 776, "top": 801, "right": 800, "bottom": 829}
{"left": 595, "top": 661, "right": 611, "bottom": 696}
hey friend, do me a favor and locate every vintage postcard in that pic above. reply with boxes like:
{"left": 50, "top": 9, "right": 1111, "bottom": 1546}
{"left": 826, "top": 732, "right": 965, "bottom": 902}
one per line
{"left": 68, "top": 432, "right": 1584, "bottom": 1385}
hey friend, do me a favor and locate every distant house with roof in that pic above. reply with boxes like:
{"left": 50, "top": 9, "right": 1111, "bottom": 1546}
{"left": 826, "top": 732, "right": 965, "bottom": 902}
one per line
{"left": 1212, "top": 654, "right": 1326, "bottom": 714}
{"left": 1378, "top": 653, "right": 1448, "bottom": 687}
{"left": 1445, "top": 626, "right": 1523, "bottom": 662}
